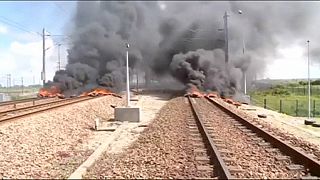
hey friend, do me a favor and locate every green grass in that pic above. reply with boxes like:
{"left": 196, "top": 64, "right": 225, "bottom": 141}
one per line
{"left": 0, "top": 86, "right": 41, "bottom": 100}
{"left": 251, "top": 93, "right": 320, "bottom": 117}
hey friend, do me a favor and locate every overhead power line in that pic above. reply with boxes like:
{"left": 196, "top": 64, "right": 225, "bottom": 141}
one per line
{"left": 0, "top": 16, "right": 41, "bottom": 39}
{"left": 54, "top": 2, "right": 68, "bottom": 16}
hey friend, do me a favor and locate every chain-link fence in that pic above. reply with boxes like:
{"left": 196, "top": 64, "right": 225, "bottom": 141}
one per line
{"left": 251, "top": 97, "right": 320, "bottom": 117}
{"left": 287, "top": 86, "right": 320, "bottom": 96}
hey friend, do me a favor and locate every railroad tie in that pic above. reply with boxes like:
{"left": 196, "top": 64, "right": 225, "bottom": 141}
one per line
{"left": 246, "top": 132, "right": 256, "bottom": 136}
{"left": 189, "top": 129, "right": 199, "bottom": 133}
{"left": 193, "top": 142, "right": 206, "bottom": 148}
{"left": 258, "top": 142, "right": 271, "bottom": 147}
{"left": 196, "top": 165, "right": 213, "bottom": 171}
{"left": 195, "top": 156, "right": 211, "bottom": 164}
{"left": 237, "top": 126, "right": 247, "bottom": 129}
{"left": 228, "top": 166, "right": 245, "bottom": 174}
{"left": 240, "top": 129, "right": 252, "bottom": 133}
{"left": 211, "top": 138, "right": 223, "bottom": 143}
{"left": 190, "top": 137, "right": 203, "bottom": 142}
{"left": 265, "top": 148, "right": 279, "bottom": 153}
{"left": 286, "top": 164, "right": 304, "bottom": 171}
{"left": 300, "top": 175, "right": 319, "bottom": 180}
{"left": 250, "top": 137, "right": 262, "bottom": 141}
{"left": 188, "top": 125, "right": 198, "bottom": 129}
{"left": 222, "top": 157, "right": 234, "bottom": 163}
{"left": 275, "top": 155, "right": 290, "bottom": 162}
{"left": 190, "top": 134, "right": 201, "bottom": 138}
{"left": 215, "top": 143, "right": 226, "bottom": 149}
{"left": 194, "top": 148, "right": 207, "bottom": 154}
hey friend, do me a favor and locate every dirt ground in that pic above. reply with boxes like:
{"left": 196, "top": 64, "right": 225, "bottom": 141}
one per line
{"left": 104, "top": 93, "right": 172, "bottom": 153}
{"left": 239, "top": 103, "right": 320, "bottom": 148}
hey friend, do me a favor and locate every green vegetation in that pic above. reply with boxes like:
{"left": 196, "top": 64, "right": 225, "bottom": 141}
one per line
{"left": 250, "top": 80, "right": 320, "bottom": 117}
{"left": 0, "top": 85, "right": 41, "bottom": 100}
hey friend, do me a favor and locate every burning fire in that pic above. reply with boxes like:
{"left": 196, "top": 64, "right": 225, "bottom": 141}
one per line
{"left": 184, "top": 85, "right": 241, "bottom": 108}
{"left": 184, "top": 85, "right": 204, "bottom": 98}
{"left": 223, "top": 98, "right": 242, "bottom": 108}
{"left": 39, "top": 86, "right": 121, "bottom": 99}
{"left": 80, "top": 88, "right": 122, "bottom": 98}
{"left": 205, "top": 92, "right": 220, "bottom": 98}
{"left": 38, "top": 86, "right": 65, "bottom": 98}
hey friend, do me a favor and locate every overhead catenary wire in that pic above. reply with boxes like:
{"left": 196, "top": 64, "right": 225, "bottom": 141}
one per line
{"left": 0, "top": 16, "right": 41, "bottom": 39}
{"left": 54, "top": 2, "right": 69, "bottom": 16}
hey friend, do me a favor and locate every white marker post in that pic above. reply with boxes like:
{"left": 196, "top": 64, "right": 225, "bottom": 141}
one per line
{"left": 305, "top": 40, "right": 315, "bottom": 125}
{"left": 126, "top": 43, "right": 130, "bottom": 107}
{"left": 308, "top": 40, "right": 311, "bottom": 120}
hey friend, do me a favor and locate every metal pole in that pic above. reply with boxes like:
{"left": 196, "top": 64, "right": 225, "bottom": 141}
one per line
{"left": 223, "top": 11, "right": 229, "bottom": 64}
{"left": 58, "top": 44, "right": 61, "bottom": 71}
{"left": 244, "top": 73, "right": 247, "bottom": 95}
{"left": 21, "top": 77, "right": 23, "bottom": 95}
{"left": 126, "top": 43, "right": 130, "bottom": 107}
{"left": 238, "top": 10, "right": 247, "bottom": 95}
{"left": 136, "top": 70, "right": 139, "bottom": 93}
{"left": 8, "top": 74, "right": 11, "bottom": 88}
{"left": 42, "top": 28, "right": 46, "bottom": 86}
{"left": 242, "top": 29, "right": 247, "bottom": 95}
{"left": 307, "top": 40, "right": 311, "bottom": 120}
{"left": 6, "top": 74, "right": 9, "bottom": 94}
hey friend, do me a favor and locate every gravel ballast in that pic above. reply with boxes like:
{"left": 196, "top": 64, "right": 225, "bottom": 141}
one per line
{"left": 214, "top": 97, "right": 320, "bottom": 163}
{"left": 197, "top": 98, "right": 306, "bottom": 179}
{"left": 85, "top": 97, "right": 200, "bottom": 179}
{"left": 0, "top": 96, "right": 123, "bottom": 179}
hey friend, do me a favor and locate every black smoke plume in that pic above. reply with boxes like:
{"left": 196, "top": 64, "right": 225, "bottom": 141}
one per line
{"left": 49, "top": 1, "right": 320, "bottom": 97}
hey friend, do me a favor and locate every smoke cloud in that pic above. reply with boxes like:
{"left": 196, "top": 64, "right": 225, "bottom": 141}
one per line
{"left": 49, "top": 1, "right": 320, "bottom": 97}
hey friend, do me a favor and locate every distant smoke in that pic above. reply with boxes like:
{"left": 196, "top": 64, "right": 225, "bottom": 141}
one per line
{"left": 49, "top": 1, "right": 320, "bottom": 96}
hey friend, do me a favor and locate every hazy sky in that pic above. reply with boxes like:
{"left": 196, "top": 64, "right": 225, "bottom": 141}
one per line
{"left": 0, "top": 1, "right": 319, "bottom": 87}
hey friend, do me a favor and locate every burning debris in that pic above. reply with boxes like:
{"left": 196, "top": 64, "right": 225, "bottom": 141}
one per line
{"left": 184, "top": 84, "right": 242, "bottom": 107}
{"left": 184, "top": 85, "right": 204, "bottom": 98}
{"left": 38, "top": 86, "right": 65, "bottom": 99}
{"left": 38, "top": 87, "right": 121, "bottom": 99}
{"left": 205, "top": 92, "right": 220, "bottom": 98}
{"left": 82, "top": 88, "right": 122, "bottom": 98}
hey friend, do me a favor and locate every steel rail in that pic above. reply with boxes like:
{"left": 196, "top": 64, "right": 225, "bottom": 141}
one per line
{"left": 188, "top": 96, "right": 233, "bottom": 179}
{"left": 0, "top": 97, "right": 84, "bottom": 114}
{"left": 205, "top": 96, "right": 320, "bottom": 177}
{"left": 0, "top": 96, "right": 98, "bottom": 123}
{"left": 0, "top": 97, "right": 51, "bottom": 107}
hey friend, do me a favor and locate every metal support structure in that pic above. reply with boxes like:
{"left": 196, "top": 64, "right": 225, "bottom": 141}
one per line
{"left": 58, "top": 44, "right": 61, "bottom": 71}
{"left": 136, "top": 70, "right": 139, "bottom": 93}
{"left": 6, "top": 74, "right": 11, "bottom": 94}
{"left": 42, "top": 28, "right": 46, "bottom": 86}
{"left": 243, "top": 76, "right": 248, "bottom": 96}
{"left": 223, "top": 11, "right": 229, "bottom": 64}
{"left": 238, "top": 10, "right": 247, "bottom": 95}
{"left": 21, "top": 77, "right": 24, "bottom": 95}
{"left": 126, "top": 43, "right": 130, "bottom": 107}
{"left": 308, "top": 41, "right": 311, "bottom": 119}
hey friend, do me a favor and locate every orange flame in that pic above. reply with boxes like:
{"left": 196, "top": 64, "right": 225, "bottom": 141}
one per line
{"left": 223, "top": 98, "right": 242, "bottom": 107}
{"left": 184, "top": 85, "right": 204, "bottom": 98}
{"left": 80, "top": 88, "right": 122, "bottom": 98}
{"left": 205, "top": 92, "right": 220, "bottom": 98}
{"left": 38, "top": 86, "right": 65, "bottom": 98}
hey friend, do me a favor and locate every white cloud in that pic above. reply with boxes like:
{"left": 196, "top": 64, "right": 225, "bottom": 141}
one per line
{"left": 158, "top": 1, "right": 167, "bottom": 10}
{"left": 0, "top": 24, "right": 8, "bottom": 34}
{"left": 264, "top": 45, "right": 320, "bottom": 79}
{"left": 0, "top": 37, "right": 60, "bottom": 86}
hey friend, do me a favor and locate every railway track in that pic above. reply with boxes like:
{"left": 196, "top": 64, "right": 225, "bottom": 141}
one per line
{"left": 0, "top": 97, "right": 53, "bottom": 108}
{"left": 187, "top": 96, "right": 320, "bottom": 179}
{"left": 0, "top": 96, "right": 99, "bottom": 123}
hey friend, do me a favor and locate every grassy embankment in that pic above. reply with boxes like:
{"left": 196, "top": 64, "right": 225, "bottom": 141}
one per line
{"left": 0, "top": 85, "right": 41, "bottom": 100}
{"left": 250, "top": 82, "right": 320, "bottom": 118}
